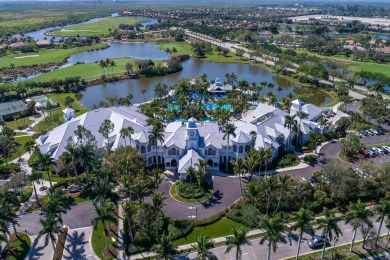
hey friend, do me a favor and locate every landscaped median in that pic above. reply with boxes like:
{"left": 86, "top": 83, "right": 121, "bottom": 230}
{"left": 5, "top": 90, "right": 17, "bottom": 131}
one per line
{"left": 0, "top": 232, "right": 31, "bottom": 260}
{"left": 169, "top": 182, "right": 212, "bottom": 203}
{"left": 91, "top": 219, "right": 119, "bottom": 260}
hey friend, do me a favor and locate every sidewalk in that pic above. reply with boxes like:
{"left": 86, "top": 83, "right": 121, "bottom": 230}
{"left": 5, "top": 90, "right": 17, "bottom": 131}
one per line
{"left": 27, "top": 235, "right": 55, "bottom": 260}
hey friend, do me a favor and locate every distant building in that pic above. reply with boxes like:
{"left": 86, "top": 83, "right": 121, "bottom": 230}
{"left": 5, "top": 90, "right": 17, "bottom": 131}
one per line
{"left": 208, "top": 78, "right": 233, "bottom": 93}
{"left": 36, "top": 40, "right": 51, "bottom": 47}
{"left": 0, "top": 44, "right": 8, "bottom": 50}
{"left": 376, "top": 47, "right": 390, "bottom": 56}
{"left": 63, "top": 108, "right": 75, "bottom": 121}
{"left": 9, "top": 42, "right": 27, "bottom": 50}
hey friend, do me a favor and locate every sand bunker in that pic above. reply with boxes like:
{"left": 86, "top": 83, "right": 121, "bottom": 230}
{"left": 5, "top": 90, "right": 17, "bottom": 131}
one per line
{"left": 15, "top": 55, "right": 39, "bottom": 59}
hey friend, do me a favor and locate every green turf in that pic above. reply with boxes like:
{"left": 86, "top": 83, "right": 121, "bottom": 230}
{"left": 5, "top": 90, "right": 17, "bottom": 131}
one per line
{"left": 170, "top": 183, "right": 212, "bottom": 203}
{"left": 48, "top": 17, "right": 140, "bottom": 37}
{"left": 174, "top": 218, "right": 250, "bottom": 246}
{"left": 91, "top": 220, "right": 118, "bottom": 260}
{"left": 158, "top": 42, "right": 193, "bottom": 56}
{"left": 28, "top": 57, "right": 136, "bottom": 82}
{"left": 5, "top": 116, "right": 33, "bottom": 131}
{"left": 0, "top": 135, "right": 33, "bottom": 165}
{"left": 0, "top": 44, "right": 106, "bottom": 67}
{"left": 350, "top": 62, "right": 390, "bottom": 77}
{"left": 4, "top": 233, "right": 31, "bottom": 260}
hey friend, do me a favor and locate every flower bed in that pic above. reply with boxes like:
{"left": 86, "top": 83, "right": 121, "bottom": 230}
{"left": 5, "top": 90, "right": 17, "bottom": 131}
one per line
{"left": 176, "top": 182, "right": 206, "bottom": 199}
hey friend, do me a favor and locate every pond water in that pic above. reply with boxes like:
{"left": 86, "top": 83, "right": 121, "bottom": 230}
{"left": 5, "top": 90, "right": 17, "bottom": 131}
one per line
{"left": 77, "top": 47, "right": 332, "bottom": 108}
{"left": 65, "top": 42, "right": 170, "bottom": 66}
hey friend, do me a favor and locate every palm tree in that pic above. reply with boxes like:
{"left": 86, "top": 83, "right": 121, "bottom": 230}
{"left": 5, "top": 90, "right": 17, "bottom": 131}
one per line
{"left": 122, "top": 200, "right": 138, "bottom": 243}
{"left": 345, "top": 199, "right": 374, "bottom": 251}
{"left": 232, "top": 157, "right": 245, "bottom": 196}
{"left": 148, "top": 125, "right": 164, "bottom": 167}
{"left": 64, "top": 142, "right": 79, "bottom": 181}
{"left": 77, "top": 144, "right": 95, "bottom": 182}
{"left": 317, "top": 207, "right": 343, "bottom": 259}
{"left": 222, "top": 124, "right": 236, "bottom": 172}
{"left": 225, "top": 227, "right": 251, "bottom": 260}
{"left": 195, "top": 159, "right": 208, "bottom": 189}
{"left": 151, "top": 192, "right": 166, "bottom": 217}
{"left": 244, "top": 149, "right": 258, "bottom": 181}
{"left": 92, "top": 199, "right": 116, "bottom": 250}
{"left": 0, "top": 207, "right": 12, "bottom": 250}
{"left": 259, "top": 214, "right": 287, "bottom": 260}
{"left": 37, "top": 214, "right": 62, "bottom": 251}
{"left": 151, "top": 233, "right": 179, "bottom": 260}
{"left": 120, "top": 126, "right": 134, "bottom": 147}
{"left": 192, "top": 233, "right": 217, "bottom": 260}
{"left": 291, "top": 208, "right": 314, "bottom": 260}
{"left": 375, "top": 200, "right": 390, "bottom": 245}
{"left": 38, "top": 152, "right": 56, "bottom": 188}
{"left": 284, "top": 115, "right": 296, "bottom": 149}
{"left": 29, "top": 170, "right": 43, "bottom": 205}
{"left": 140, "top": 88, "right": 147, "bottom": 103}
{"left": 150, "top": 168, "right": 164, "bottom": 191}
{"left": 274, "top": 175, "right": 292, "bottom": 213}
{"left": 294, "top": 111, "right": 308, "bottom": 147}
{"left": 42, "top": 190, "right": 67, "bottom": 224}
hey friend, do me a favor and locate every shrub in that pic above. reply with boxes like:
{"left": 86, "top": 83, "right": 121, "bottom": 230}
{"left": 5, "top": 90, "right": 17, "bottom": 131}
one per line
{"left": 176, "top": 182, "right": 205, "bottom": 199}
{"left": 304, "top": 154, "right": 318, "bottom": 165}
{"left": 274, "top": 152, "right": 298, "bottom": 168}
{"left": 226, "top": 202, "right": 258, "bottom": 228}
{"left": 168, "top": 219, "right": 193, "bottom": 240}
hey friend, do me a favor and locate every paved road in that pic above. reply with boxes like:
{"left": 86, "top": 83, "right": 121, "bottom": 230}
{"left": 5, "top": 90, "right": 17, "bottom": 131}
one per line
{"left": 148, "top": 176, "right": 245, "bottom": 220}
{"left": 18, "top": 201, "right": 96, "bottom": 236}
{"left": 62, "top": 226, "right": 95, "bottom": 260}
{"left": 174, "top": 217, "right": 389, "bottom": 260}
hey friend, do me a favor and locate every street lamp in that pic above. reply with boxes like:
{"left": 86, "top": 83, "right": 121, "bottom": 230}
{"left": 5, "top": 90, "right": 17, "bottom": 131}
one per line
{"left": 188, "top": 206, "right": 197, "bottom": 221}
{"left": 332, "top": 236, "right": 339, "bottom": 259}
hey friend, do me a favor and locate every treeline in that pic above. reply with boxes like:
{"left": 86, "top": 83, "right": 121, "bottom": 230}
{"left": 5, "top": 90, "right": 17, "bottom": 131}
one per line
{"left": 318, "top": 4, "right": 390, "bottom": 17}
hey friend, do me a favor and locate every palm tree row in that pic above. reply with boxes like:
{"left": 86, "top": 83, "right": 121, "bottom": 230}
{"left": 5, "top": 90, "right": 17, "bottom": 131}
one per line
{"left": 99, "top": 58, "right": 117, "bottom": 76}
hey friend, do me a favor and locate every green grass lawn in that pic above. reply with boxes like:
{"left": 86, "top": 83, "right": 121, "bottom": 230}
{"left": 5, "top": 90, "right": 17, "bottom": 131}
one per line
{"left": 2, "top": 233, "right": 31, "bottom": 260}
{"left": 0, "top": 44, "right": 106, "bottom": 67}
{"left": 29, "top": 57, "right": 136, "bottom": 83}
{"left": 91, "top": 220, "right": 118, "bottom": 260}
{"left": 158, "top": 42, "right": 252, "bottom": 64}
{"left": 48, "top": 17, "right": 140, "bottom": 37}
{"left": 174, "top": 218, "right": 250, "bottom": 246}
{"left": 0, "top": 135, "right": 33, "bottom": 165}
{"left": 350, "top": 62, "right": 390, "bottom": 77}
{"left": 5, "top": 116, "right": 34, "bottom": 131}
{"left": 32, "top": 92, "right": 89, "bottom": 132}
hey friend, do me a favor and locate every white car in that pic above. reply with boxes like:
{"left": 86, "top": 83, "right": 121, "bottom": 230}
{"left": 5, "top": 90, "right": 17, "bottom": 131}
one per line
{"left": 382, "top": 146, "right": 390, "bottom": 153}
{"left": 372, "top": 147, "right": 384, "bottom": 155}
{"left": 370, "top": 129, "right": 379, "bottom": 135}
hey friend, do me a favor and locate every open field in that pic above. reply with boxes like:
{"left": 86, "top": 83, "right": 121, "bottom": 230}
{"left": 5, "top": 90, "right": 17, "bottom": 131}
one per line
{"left": 28, "top": 57, "right": 137, "bottom": 82}
{"left": 48, "top": 17, "right": 140, "bottom": 37}
{"left": 159, "top": 42, "right": 252, "bottom": 64}
{"left": 350, "top": 62, "right": 390, "bottom": 77}
{"left": 0, "top": 44, "right": 106, "bottom": 67}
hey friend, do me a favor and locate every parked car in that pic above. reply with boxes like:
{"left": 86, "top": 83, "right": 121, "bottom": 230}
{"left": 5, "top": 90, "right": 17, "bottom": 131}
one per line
{"left": 372, "top": 147, "right": 384, "bottom": 155}
{"left": 370, "top": 129, "right": 379, "bottom": 135}
{"left": 362, "top": 150, "right": 370, "bottom": 157}
{"left": 308, "top": 236, "right": 325, "bottom": 249}
{"left": 367, "top": 150, "right": 376, "bottom": 157}
{"left": 382, "top": 146, "right": 390, "bottom": 153}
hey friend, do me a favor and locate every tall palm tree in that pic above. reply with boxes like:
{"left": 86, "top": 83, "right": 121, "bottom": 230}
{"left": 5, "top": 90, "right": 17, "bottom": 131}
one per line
{"left": 42, "top": 190, "right": 67, "bottom": 224}
{"left": 233, "top": 157, "right": 245, "bottom": 196}
{"left": 345, "top": 199, "right": 374, "bottom": 251}
{"left": 29, "top": 171, "right": 43, "bottom": 205}
{"left": 77, "top": 144, "right": 95, "bottom": 182}
{"left": 195, "top": 159, "right": 208, "bottom": 189}
{"left": 294, "top": 111, "right": 308, "bottom": 147}
{"left": 150, "top": 168, "right": 164, "bottom": 191}
{"left": 291, "top": 208, "right": 314, "bottom": 260}
{"left": 244, "top": 149, "right": 258, "bottom": 181}
{"left": 120, "top": 126, "right": 134, "bottom": 147}
{"left": 151, "top": 233, "right": 179, "bottom": 260}
{"left": 222, "top": 124, "right": 236, "bottom": 172}
{"left": 284, "top": 115, "right": 296, "bottom": 149}
{"left": 92, "top": 199, "right": 116, "bottom": 250}
{"left": 274, "top": 175, "right": 292, "bottom": 213}
{"left": 192, "top": 233, "right": 217, "bottom": 260}
{"left": 64, "top": 142, "right": 80, "bottom": 181}
{"left": 140, "top": 88, "right": 147, "bottom": 103}
{"left": 151, "top": 192, "right": 166, "bottom": 217}
{"left": 148, "top": 125, "right": 165, "bottom": 167}
{"left": 225, "top": 227, "right": 251, "bottom": 260}
{"left": 122, "top": 200, "right": 138, "bottom": 243}
{"left": 317, "top": 207, "right": 343, "bottom": 259}
{"left": 259, "top": 214, "right": 287, "bottom": 260}
{"left": 37, "top": 213, "right": 62, "bottom": 251}
{"left": 38, "top": 152, "right": 56, "bottom": 188}
{"left": 375, "top": 200, "right": 390, "bottom": 245}
{"left": 0, "top": 207, "right": 12, "bottom": 250}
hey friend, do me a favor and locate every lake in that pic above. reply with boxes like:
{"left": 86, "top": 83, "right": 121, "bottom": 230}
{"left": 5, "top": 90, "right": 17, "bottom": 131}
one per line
{"left": 77, "top": 45, "right": 332, "bottom": 108}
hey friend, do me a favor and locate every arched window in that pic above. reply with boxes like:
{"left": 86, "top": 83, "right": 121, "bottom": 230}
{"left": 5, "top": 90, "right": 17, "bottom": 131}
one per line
{"left": 207, "top": 148, "right": 213, "bottom": 155}
{"left": 147, "top": 145, "right": 151, "bottom": 152}
{"left": 141, "top": 146, "right": 146, "bottom": 154}
{"left": 171, "top": 148, "right": 176, "bottom": 155}
{"left": 171, "top": 159, "right": 177, "bottom": 167}
{"left": 239, "top": 146, "right": 243, "bottom": 153}
{"left": 148, "top": 157, "right": 152, "bottom": 164}
{"left": 207, "top": 159, "right": 213, "bottom": 166}
{"left": 233, "top": 145, "right": 237, "bottom": 152}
